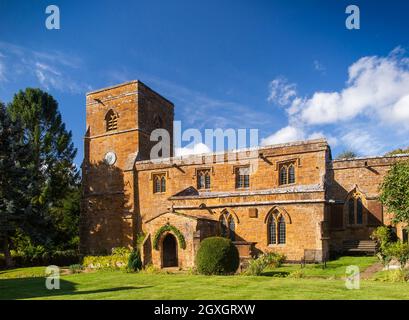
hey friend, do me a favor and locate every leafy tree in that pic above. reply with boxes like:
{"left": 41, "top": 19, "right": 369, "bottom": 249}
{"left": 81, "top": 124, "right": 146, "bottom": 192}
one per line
{"left": 384, "top": 241, "right": 409, "bottom": 270}
{"left": 380, "top": 160, "right": 409, "bottom": 225}
{"left": 8, "top": 88, "right": 78, "bottom": 247}
{"left": 335, "top": 150, "right": 357, "bottom": 160}
{"left": 0, "top": 103, "right": 32, "bottom": 266}
{"left": 48, "top": 186, "right": 81, "bottom": 250}
{"left": 385, "top": 147, "right": 409, "bottom": 156}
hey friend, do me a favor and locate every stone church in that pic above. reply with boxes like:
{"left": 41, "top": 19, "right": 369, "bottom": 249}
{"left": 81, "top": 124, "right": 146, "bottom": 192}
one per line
{"left": 80, "top": 80, "right": 408, "bottom": 268}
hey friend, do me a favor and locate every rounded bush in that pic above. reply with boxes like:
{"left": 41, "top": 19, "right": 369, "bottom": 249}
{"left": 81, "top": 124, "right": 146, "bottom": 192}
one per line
{"left": 196, "top": 237, "right": 239, "bottom": 275}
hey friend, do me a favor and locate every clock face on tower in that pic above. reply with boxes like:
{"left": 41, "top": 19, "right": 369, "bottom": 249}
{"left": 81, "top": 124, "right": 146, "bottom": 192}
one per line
{"left": 104, "top": 151, "right": 117, "bottom": 165}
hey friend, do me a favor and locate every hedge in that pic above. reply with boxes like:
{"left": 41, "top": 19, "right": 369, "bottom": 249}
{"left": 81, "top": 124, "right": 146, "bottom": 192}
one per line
{"left": 0, "top": 250, "right": 80, "bottom": 268}
{"left": 195, "top": 237, "right": 239, "bottom": 275}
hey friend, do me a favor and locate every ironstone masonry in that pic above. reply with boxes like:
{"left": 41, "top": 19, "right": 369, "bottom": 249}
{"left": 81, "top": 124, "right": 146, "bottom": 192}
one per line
{"left": 80, "top": 80, "right": 409, "bottom": 269}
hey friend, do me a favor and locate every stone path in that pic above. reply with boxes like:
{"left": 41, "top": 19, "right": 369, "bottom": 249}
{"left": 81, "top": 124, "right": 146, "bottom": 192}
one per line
{"left": 361, "top": 262, "right": 383, "bottom": 279}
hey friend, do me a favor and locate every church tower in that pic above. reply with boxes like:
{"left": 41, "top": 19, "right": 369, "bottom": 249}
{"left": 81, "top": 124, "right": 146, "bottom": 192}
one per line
{"left": 80, "top": 80, "right": 174, "bottom": 254}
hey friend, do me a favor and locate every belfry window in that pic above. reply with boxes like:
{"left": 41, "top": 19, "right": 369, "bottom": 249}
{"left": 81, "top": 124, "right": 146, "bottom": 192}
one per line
{"left": 105, "top": 109, "right": 118, "bottom": 131}
{"left": 153, "top": 173, "right": 166, "bottom": 193}
{"left": 197, "top": 169, "right": 211, "bottom": 190}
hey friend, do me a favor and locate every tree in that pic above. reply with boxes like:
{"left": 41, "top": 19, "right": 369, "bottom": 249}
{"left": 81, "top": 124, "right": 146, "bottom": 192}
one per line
{"left": 0, "top": 103, "right": 32, "bottom": 266}
{"left": 336, "top": 150, "right": 357, "bottom": 160}
{"left": 385, "top": 147, "right": 409, "bottom": 156}
{"left": 380, "top": 160, "right": 409, "bottom": 225}
{"left": 8, "top": 88, "right": 78, "bottom": 247}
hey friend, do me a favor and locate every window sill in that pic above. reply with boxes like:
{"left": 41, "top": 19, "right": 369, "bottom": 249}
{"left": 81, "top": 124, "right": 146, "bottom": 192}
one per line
{"left": 268, "top": 244, "right": 286, "bottom": 247}
{"left": 278, "top": 182, "right": 296, "bottom": 187}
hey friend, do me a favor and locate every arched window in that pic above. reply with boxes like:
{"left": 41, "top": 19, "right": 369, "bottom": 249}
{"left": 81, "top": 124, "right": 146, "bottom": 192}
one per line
{"left": 278, "top": 216, "right": 286, "bottom": 244}
{"left": 348, "top": 198, "right": 355, "bottom": 225}
{"left": 161, "top": 176, "right": 166, "bottom": 193}
{"left": 220, "top": 215, "right": 228, "bottom": 237}
{"left": 219, "top": 212, "right": 236, "bottom": 241}
{"left": 346, "top": 190, "right": 365, "bottom": 225}
{"left": 105, "top": 109, "right": 118, "bottom": 131}
{"left": 153, "top": 173, "right": 166, "bottom": 193}
{"left": 228, "top": 216, "right": 235, "bottom": 241}
{"left": 356, "top": 198, "right": 363, "bottom": 224}
{"left": 235, "top": 166, "right": 250, "bottom": 189}
{"left": 154, "top": 176, "right": 161, "bottom": 193}
{"left": 279, "top": 166, "right": 287, "bottom": 185}
{"left": 197, "top": 169, "right": 211, "bottom": 190}
{"left": 288, "top": 164, "right": 295, "bottom": 184}
{"left": 267, "top": 210, "right": 287, "bottom": 245}
{"left": 268, "top": 216, "right": 276, "bottom": 245}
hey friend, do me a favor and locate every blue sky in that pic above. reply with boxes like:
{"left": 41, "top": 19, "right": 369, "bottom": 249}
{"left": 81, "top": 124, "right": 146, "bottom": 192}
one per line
{"left": 1, "top": 0, "right": 409, "bottom": 166}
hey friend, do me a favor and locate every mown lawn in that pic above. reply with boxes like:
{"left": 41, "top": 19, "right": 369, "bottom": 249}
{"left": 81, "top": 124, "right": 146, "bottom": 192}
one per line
{"left": 263, "top": 256, "right": 378, "bottom": 278}
{"left": 0, "top": 256, "right": 408, "bottom": 300}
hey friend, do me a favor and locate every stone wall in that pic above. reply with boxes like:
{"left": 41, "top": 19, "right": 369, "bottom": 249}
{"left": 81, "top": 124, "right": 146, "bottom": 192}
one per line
{"left": 327, "top": 155, "right": 409, "bottom": 251}
{"left": 135, "top": 139, "right": 329, "bottom": 263}
{"left": 81, "top": 80, "right": 174, "bottom": 254}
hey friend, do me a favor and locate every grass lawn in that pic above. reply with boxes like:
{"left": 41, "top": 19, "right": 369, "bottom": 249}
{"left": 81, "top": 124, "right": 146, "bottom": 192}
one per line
{"left": 0, "top": 256, "right": 408, "bottom": 300}
{"left": 263, "top": 256, "right": 378, "bottom": 278}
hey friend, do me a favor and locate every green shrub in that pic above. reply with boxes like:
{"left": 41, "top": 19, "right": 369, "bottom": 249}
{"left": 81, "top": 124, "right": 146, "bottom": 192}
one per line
{"left": 127, "top": 249, "right": 142, "bottom": 272}
{"left": 384, "top": 241, "right": 409, "bottom": 269}
{"left": 140, "top": 263, "right": 162, "bottom": 274}
{"left": 288, "top": 269, "right": 305, "bottom": 278}
{"left": 244, "top": 252, "right": 286, "bottom": 276}
{"left": 69, "top": 264, "right": 84, "bottom": 274}
{"left": 374, "top": 269, "right": 409, "bottom": 283}
{"left": 266, "top": 252, "right": 286, "bottom": 268}
{"left": 245, "top": 255, "right": 270, "bottom": 276}
{"left": 371, "top": 226, "right": 399, "bottom": 267}
{"left": 196, "top": 237, "right": 239, "bottom": 275}
{"left": 83, "top": 247, "right": 131, "bottom": 270}
{"left": 371, "top": 226, "right": 397, "bottom": 250}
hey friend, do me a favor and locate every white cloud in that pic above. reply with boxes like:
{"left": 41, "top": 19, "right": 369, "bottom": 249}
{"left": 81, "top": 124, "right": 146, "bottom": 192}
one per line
{"left": 265, "top": 47, "right": 409, "bottom": 156}
{"left": 261, "top": 125, "right": 305, "bottom": 146}
{"left": 313, "top": 60, "right": 326, "bottom": 74}
{"left": 175, "top": 142, "right": 211, "bottom": 157}
{"left": 267, "top": 77, "right": 297, "bottom": 106}
{"left": 0, "top": 61, "right": 6, "bottom": 82}
{"left": 340, "top": 129, "right": 383, "bottom": 155}
{"left": 0, "top": 41, "right": 90, "bottom": 94}
{"left": 260, "top": 125, "right": 337, "bottom": 147}
{"left": 295, "top": 49, "right": 409, "bottom": 127}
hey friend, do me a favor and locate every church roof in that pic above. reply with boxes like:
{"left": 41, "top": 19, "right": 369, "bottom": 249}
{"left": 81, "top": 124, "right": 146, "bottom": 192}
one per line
{"left": 144, "top": 210, "right": 216, "bottom": 224}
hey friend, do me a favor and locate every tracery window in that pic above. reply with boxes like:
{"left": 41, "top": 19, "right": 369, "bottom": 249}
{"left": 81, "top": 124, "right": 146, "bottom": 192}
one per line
{"left": 236, "top": 166, "right": 250, "bottom": 189}
{"left": 153, "top": 173, "right": 166, "bottom": 193}
{"left": 268, "top": 210, "right": 287, "bottom": 245}
{"left": 279, "top": 162, "right": 296, "bottom": 185}
{"left": 346, "top": 190, "right": 365, "bottom": 225}
{"left": 197, "top": 169, "right": 211, "bottom": 190}
{"left": 219, "top": 212, "right": 236, "bottom": 241}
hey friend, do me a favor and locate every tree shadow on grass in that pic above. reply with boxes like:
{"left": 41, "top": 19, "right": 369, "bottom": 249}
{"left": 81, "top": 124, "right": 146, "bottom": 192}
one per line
{"left": 0, "top": 277, "right": 153, "bottom": 300}
{"left": 261, "top": 271, "right": 290, "bottom": 277}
